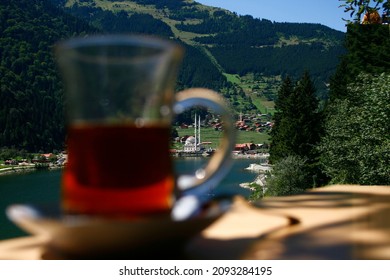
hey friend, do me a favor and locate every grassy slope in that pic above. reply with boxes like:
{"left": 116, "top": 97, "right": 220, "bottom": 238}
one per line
{"left": 68, "top": 0, "right": 276, "bottom": 114}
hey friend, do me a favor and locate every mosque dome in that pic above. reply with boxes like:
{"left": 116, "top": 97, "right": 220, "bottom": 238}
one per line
{"left": 185, "top": 136, "right": 196, "bottom": 145}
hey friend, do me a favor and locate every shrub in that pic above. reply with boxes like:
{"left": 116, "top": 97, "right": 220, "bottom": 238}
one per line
{"left": 265, "top": 155, "right": 311, "bottom": 197}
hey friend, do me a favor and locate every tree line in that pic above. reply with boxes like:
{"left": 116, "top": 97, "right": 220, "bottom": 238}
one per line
{"left": 175, "top": 10, "right": 345, "bottom": 96}
{"left": 209, "top": 44, "right": 345, "bottom": 97}
{"left": 0, "top": 0, "right": 228, "bottom": 153}
{"left": 0, "top": 0, "right": 97, "bottom": 152}
{"left": 61, "top": 2, "right": 228, "bottom": 91}
{"left": 177, "top": 12, "right": 344, "bottom": 43}
{"left": 319, "top": 23, "right": 389, "bottom": 186}
{"left": 261, "top": 23, "right": 390, "bottom": 199}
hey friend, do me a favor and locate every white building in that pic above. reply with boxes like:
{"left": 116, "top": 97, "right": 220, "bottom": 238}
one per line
{"left": 183, "top": 114, "right": 202, "bottom": 153}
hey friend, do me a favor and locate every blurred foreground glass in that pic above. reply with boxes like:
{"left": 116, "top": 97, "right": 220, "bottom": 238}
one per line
{"left": 55, "top": 35, "right": 235, "bottom": 218}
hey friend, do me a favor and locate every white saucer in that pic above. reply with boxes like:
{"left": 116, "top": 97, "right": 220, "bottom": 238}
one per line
{"left": 6, "top": 199, "right": 231, "bottom": 259}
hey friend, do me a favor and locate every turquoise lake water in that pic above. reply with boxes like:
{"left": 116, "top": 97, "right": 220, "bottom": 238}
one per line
{"left": 0, "top": 158, "right": 258, "bottom": 240}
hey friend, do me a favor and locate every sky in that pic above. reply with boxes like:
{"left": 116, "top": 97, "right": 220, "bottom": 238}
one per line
{"left": 195, "top": 0, "right": 348, "bottom": 32}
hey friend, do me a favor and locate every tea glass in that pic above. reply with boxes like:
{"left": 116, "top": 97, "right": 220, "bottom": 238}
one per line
{"left": 55, "top": 35, "right": 235, "bottom": 220}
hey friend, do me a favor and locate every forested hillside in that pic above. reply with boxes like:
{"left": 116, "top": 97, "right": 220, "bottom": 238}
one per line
{"left": 0, "top": 0, "right": 346, "bottom": 152}
{"left": 0, "top": 0, "right": 97, "bottom": 152}
{"left": 58, "top": 0, "right": 345, "bottom": 95}
{"left": 0, "top": 0, "right": 227, "bottom": 152}
{"left": 59, "top": 1, "right": 229, "bottom": 91}
{"left": 47, "top": 0, "right": 347, "bottom": 123}
{"left": 181, "top": 11, "right": 345, "bottom": 89}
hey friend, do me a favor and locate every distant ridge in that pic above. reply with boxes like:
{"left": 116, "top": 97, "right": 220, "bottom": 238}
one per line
{"left": 57, "top": 0, "right": 345, "bottom": 97}
{"left": 0, "top": 0, "right": 345, "bottom": 152}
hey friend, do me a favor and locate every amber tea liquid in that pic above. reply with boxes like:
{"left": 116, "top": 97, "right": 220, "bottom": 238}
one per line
{"left": 62, "top": 123, "right": 174, "bottom": 217}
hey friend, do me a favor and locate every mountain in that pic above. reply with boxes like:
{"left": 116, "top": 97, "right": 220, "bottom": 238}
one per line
{"left": 54, "top": 0, "right": 345, "bottom": 98}
{"left": 0, "top": 0, "right": 345, "bottom": 152}
{"left": 0, "top": 0, "right": 99, "bottom": 152}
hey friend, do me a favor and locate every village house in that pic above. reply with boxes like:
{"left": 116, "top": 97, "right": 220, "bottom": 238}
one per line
{"left": 234, "top": 143, "right": 257, "bottom": 153}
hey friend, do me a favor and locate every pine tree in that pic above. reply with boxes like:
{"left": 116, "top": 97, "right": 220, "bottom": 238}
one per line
{"left": 328, "top": 59, "right": 348, "bottom": 102}
{"left": 270, "top": 72, "right": 321, "bottom": 163}
{"left": 269, "top": 76, "right": 294, "bottom": 163}
{"left": 269, "top": 72, "right": 325, "bottom": 188}
{"left": 290, "top": 71, "right": 321, "bottom": 162}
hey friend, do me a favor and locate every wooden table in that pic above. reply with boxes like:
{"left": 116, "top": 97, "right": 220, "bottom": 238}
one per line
{"left": 1, "top": 185, "right": 390, "bottom": 260}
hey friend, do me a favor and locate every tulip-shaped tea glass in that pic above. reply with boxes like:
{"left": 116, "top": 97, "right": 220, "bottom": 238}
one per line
{"left": 55, "top": 35, "right": 235, "bottom": 220}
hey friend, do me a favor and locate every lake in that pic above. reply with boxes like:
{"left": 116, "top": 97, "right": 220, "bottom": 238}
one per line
{"left": 0, "top": 158, "right": 259, "bottom": 240}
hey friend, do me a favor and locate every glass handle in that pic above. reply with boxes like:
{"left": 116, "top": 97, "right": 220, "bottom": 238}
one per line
{"left": 173, "top": 88, "right": 236, "bottom": 198}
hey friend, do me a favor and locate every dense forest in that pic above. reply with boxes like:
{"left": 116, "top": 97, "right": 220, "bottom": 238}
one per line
{"left": 61, "top": 0, "right": 346, "bottom": 95}
{"left": 182, "top": 13, "right": 345, "bottom": 93}
{"left": 209, "top": 44, "right": 343, "bottom": 90}
{"left": 65, "top": 3, "right": 175, "bottom": 37}
{"left": 319, "top": 23, "right": 390, "bottom": 185}
{"left": 0, "top": 0, "right": 227, "bottom": 152}
{"left": 0, "top": 0, "right": 346, "bottom": 153}
{"left": 0, "top": 0, "right": 97, "bottom": 152}
{"left": 61, "top": 2, "right": 228, "bottom": 90}
{"left": 265, "top": 22, "right": 390, "bottom": 195}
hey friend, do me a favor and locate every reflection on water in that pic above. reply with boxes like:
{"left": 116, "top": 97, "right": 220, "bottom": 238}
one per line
{"left": 174, "top": 158, "right": 257, "bottom": 198}
{"left": 0, "top": 159, "right": 259, "bottom": 240}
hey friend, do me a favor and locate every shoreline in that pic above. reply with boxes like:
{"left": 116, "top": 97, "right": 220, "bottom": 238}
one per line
{"left": 0, "top": 154, "right": 269, "bottom": 177}
{"left": 232, "top": 153, "right": 269, "bottom": 160}
{"left": 0, "top": 165, "right": 62, "bottom": 176}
